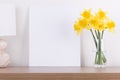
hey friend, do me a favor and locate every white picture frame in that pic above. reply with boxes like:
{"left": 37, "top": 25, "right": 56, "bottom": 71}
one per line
{"left": 29, "top": 5, "right": 81, "bottom": 66}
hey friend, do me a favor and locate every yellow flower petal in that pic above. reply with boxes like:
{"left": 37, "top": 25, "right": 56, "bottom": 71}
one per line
{"left": 97, "top": 22, "right": 106, "bottom": 31}
{"left": 81, "top": 9, "right": 92, "bottom": 19}
{"left": 96, "top": 9, "right": 107, "bottom": 19}
{"left": 74, "top": 21, "right": 83, "bottom": 34}
{"left": 78, "top": 18, "right": 88, "bottom": 28}
{"left": 89, "top": 16, "right": 99, "bottom": 28}
{"left": 107, "top": 20, "right": 115, "bottom": 29}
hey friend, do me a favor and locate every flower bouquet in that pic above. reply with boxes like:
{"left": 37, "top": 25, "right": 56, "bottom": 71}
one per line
{"left": 74, "top": 9, "right": 115, "bottom": 66}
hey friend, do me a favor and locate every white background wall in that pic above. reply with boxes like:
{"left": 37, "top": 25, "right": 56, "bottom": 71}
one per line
{"left": 1, "top": 0, "right": 120, "bottom": 66}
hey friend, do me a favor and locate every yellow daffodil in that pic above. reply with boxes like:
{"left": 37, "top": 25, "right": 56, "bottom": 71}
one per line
{"left": 74, "top": 8, "right": 115, "bottom": 33}
{"left": 78, "top": 18, "right": 88, "bottom": 28}
{"left": 106, "top": 20, "right": 115, "bottom": 32}
{"left": 96, "top": 9, "right": 107, "bottom": 20}
{"left": 97, "top": 22, "right": 106, "bottom": 31}
{"left": 85, "top": 24, "right": 92, "bottom": 30}
{"left": 74, "top": 21, "right": 83, "bottom": 34}
{"left": 81, "top": 9, "right": 92, "bottom": 19}
{"left": 89, "top": 16, "right": 99, "bottom": 29}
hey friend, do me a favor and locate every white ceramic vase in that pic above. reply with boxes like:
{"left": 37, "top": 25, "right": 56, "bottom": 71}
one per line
{"left": 0, "top": 52, "right": 10, "bottom": 67}
{"left": 0, "top": 39, "right": 10, "bottom": 67}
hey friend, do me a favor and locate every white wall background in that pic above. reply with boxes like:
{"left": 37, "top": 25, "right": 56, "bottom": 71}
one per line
{"left": 0, "top": 0, "right": 120, "bottom": 66}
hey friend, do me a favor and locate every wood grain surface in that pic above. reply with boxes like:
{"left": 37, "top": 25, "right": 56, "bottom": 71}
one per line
{"left": 0, "top": 67, "right": 120, "bottom": 80}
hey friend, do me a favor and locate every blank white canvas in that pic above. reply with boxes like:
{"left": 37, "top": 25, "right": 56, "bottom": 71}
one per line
{"left": 0, "top": 4, "right": 16, "bottom": 36}
{"left": 29, "top": 5, "right": 80, "bottom": 66}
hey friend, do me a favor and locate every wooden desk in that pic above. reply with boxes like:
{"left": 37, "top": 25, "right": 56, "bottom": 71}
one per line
{"left": 0, "top": 67, "right": 120, "bottom": 80}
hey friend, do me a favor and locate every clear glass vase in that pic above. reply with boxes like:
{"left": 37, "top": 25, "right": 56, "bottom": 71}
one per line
{"left": 94, "top": 50, "right": 107, "bottom": 68}
{"left": 90, "top": 29, "right": 107, "bottom": 67}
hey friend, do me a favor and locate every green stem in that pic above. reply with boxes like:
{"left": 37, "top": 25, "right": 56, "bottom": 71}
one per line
{"left": 101, "top": 30, "right": 104, "bottom": 39}
{"left": 98, "top": 31, "right": 101, "bottom": 51}
{"left": 94, "top": 30, "right": 107, "bottom": 65}
{"left": 95, "top": 52, "right": 98, "bottom": 64}
{"left": 95, "top": 30, "right": 98, "bottom": 39}
{"left": 98, "top": 31, "right": 102, "bottom": 65}
{"left": 102, "top": 52, "right": 107, "bottom": 63}
{"left": 90, "top": 29, "right": 97, "bottom": 48}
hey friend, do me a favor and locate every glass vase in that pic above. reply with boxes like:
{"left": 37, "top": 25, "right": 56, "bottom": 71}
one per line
{"left": 94, "top": 50, "right": 107, "bottom": 68}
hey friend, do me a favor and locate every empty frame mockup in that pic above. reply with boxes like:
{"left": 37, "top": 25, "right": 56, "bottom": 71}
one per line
{"left": 29, "top": 5, "right": 80, "bottom": 66}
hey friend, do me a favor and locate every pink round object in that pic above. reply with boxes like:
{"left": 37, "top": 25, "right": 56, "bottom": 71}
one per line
{"left": 0, "top": 39, "right": 7, "bottom": 50}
